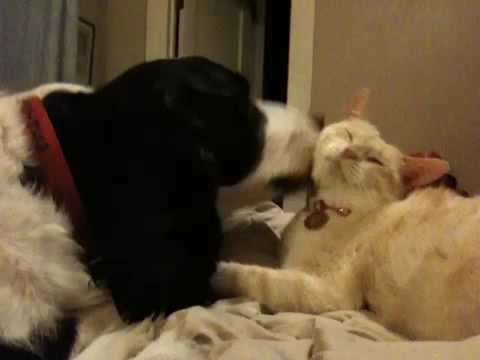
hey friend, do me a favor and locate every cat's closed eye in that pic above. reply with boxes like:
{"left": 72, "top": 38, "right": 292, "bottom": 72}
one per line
{"left": 366, "top": 156, "right": 384, "bottom": 166}
{"left": 345, "top": 129, "right": 353, "bottom": 142}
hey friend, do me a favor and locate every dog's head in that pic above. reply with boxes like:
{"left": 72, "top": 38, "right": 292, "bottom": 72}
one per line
{"left": 91, "top": 56, "right": 265, "bottom": 187}
{"left": 93, "top": 57, "right": 323, "bottom": 215}
{"left": 39, "top": 57, "right": 323, "bottom": 216}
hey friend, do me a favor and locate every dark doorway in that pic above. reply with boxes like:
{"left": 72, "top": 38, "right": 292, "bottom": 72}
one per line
{"left": 262, "top": 0, "right": 291, "bottom": 103}
{"left": 262, "top": 0, "right": 292, "bottom": 207}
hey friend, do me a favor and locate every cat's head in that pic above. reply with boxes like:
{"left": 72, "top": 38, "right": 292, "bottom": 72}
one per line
{"left": 311, "top": 88, "right": 450, "bottom": 204}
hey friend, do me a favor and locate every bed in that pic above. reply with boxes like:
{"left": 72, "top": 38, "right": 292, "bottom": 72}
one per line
{"left": 85, "top": 202, "right": 480, "bottom": 360}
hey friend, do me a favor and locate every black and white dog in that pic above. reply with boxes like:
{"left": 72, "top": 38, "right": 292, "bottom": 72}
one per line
{"left": 0, "top": 57, "right": 322, "bottom": 359}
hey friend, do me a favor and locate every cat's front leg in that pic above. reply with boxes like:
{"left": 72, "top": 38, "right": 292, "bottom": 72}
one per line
{"left": 212, "top": 261, "right": 361, "bottom": 314}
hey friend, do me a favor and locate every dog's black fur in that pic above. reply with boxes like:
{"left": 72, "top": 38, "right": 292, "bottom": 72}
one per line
{"left": 42, "top": 57, "right": 266, "bottom": 323}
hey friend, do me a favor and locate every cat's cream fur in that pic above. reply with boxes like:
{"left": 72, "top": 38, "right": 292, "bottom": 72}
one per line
{"left": 213, "top": 89, "right": 480, "bottom": 340}
{"left": 0, "top": 83, "right": 320, "bottom": 358}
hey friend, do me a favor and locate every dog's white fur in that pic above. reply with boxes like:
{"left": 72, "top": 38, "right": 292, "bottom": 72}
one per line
{"left": 0, "top": 84, "right": 125, "bottom": 359}
{"left": 0, "top": 84, "right": 103, "bottom": 345}
{"left": 218, "top": 101, "right": 319, "bottom": 217}
{"left": 0, "top": 83, "right": 319, "bottom": 359}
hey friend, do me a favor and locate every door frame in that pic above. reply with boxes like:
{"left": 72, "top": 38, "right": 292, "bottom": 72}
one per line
{"left": 146, "top": 0, "right": 265, "bottom": 97}
{"left": 145, "top": 0, "right": 177, "bottom": 60}
{"left": 287, "top": 0, "right": 316, "bottom": 112}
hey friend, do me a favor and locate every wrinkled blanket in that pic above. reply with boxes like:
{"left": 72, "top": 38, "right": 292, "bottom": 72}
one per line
{"left": 133, "top": 298, "right": 480, "bottom": 360}
{"left": 98, "top": 202, "right": 480, "bottom": 360}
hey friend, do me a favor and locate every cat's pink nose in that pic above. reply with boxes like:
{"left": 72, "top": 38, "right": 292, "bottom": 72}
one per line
{"left": 341, "top": 148, "right": 359, "bottom": 160}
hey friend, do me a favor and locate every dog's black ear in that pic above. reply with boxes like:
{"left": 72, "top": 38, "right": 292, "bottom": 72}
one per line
{"left": 163, "top": 57, "right": 264, "bottom": 187}
{"left": 162, "top": 57, "right": 251, "bottom": 121}
{"left": 180, "top": 56, "right": 250, "bottom": 98}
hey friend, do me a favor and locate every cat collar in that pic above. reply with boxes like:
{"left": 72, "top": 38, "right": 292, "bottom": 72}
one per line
{"left": 304, "top": 199, "right": 351, "bottom": 230}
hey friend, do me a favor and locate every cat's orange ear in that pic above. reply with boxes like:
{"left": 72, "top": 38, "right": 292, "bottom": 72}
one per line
{"left": 402, "top": 156, "right": 450, "bottom": 189}
{"left": 344, "top": 88, "right": 370, "bottom": 118}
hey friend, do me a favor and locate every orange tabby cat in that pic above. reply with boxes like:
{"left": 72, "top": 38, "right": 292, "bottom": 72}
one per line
{"left": 212, "top": 89, "right": 480, "bottom": 340}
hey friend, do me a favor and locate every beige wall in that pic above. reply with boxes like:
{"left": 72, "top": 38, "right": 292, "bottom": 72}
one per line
{"left": 79, "top": 0, "right": 107, "bottom": 85}
{"left": 79, "top": 0, "right": 147, "bottom": 85}
{"left": 146, "top": 0, "right": 174, "bottom": 61}
{"left": 179, "top": 0, "right": 241, "bottom": 71}
{"left": 103, "top": 0, "right": 147, "bottom": 82}
{"left": 287, "top": 0, "right": 315, "bottom": 112}
{"left": 309, "top": 0, "right": 480, "bottom": 193}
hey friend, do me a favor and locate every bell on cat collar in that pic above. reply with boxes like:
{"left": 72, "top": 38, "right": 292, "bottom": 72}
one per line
{"left": 336, "top": 207, "right": 351, "bottom": 216}
{"left": 314, "top": 200, "right": 351, "bottom": 217}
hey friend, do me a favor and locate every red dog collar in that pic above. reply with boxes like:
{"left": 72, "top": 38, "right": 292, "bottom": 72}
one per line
{"left": 21, "top": 96, "right": 89, "bottom": 247}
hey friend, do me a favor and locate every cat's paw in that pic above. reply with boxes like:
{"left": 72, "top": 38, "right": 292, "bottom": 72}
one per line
{"left": 211, "top": 261, "right": 241, "bottom": 297}
{"left": 122, "top": 317, "right": 156, "bottom": 357}
{"left": 105, "top": 318, "right": 156, "bottom": 360}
